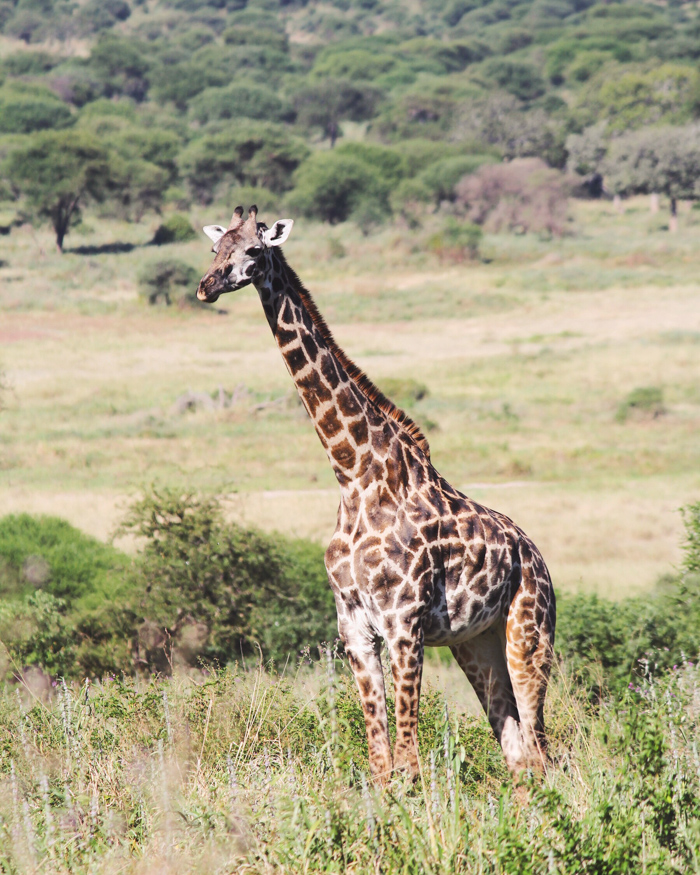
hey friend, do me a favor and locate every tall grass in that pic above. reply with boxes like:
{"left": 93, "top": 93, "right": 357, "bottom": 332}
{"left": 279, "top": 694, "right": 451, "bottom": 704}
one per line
{"left": 2, "top": 654, "right": 700, "bottom": 873}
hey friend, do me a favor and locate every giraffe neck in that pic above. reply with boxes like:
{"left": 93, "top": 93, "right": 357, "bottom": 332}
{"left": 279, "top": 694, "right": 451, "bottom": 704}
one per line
{"left": 253, "top": 249, "right": 429, "bottom": 489}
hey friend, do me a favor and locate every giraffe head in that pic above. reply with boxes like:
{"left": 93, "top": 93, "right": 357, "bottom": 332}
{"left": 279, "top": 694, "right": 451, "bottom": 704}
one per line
{"left": 196, "top": 205, "right": 294, "bottom": 303}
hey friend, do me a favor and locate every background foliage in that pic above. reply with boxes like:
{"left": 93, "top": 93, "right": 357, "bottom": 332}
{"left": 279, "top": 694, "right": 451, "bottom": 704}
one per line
{"left": 1, "top": 0, "right": 700, "bottom": 247}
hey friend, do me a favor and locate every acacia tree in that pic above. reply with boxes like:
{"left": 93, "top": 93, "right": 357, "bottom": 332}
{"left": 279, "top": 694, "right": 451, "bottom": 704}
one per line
{"left": 6, "top": 130, "right": 112, "bottom": 251}
{"left": 293, "top": 79, "right": 382, "bottom": 147}
{"left": 603, "top": 125, "right": 700, "bottom": 230}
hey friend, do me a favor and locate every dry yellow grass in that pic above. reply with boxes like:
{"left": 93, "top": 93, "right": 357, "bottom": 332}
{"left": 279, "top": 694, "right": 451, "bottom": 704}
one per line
{"left": 1, "top": 197, "right": 699, "bottom": 598}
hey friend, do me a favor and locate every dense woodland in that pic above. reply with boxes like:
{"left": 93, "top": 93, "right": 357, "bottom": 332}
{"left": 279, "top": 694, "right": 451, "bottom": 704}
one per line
{"left": 1, "top": 0, "right": 700, "bottom": 248}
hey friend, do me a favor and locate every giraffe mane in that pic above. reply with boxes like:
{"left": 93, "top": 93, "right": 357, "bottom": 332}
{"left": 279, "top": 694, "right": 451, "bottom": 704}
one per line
{"left": 275, "top": 250, "right": 431, "bottom": 459}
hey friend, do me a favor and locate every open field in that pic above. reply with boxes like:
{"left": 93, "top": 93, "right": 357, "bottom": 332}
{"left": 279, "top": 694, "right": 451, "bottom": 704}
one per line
{"left": 2, "top": 198, "right": 700, "bottom": 598}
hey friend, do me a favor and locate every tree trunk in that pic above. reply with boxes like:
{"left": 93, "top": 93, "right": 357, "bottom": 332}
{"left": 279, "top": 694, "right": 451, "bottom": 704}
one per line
{"left": 55, "top": 220, "right": 66, "bottom": 253}
{"left": 53, "top": 196, "right": 79, "bottom": 252}
{"left": 613, "top": 193, "right": 624, "bottom": 214}
{"left": 650, "top": 193, "right": 659, "bottom": 214}
{"left": 328, "top": 121, "right": 338, "bottom": 148}
{"left": 669, "top": 196, "right": 678, "bottom": 233}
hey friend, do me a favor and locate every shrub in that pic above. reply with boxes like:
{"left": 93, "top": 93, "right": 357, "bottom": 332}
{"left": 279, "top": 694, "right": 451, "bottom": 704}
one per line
{"left": 455, "top": 158, "right": 569, "bottom": 236}
{"left": 79, "top": 0, "right": 131, "bottom": 33}
{"left": 454, "top": 94, "right": 567, "bottom": 167}
{"left": 117, "top": 488, "right": 337, "bottom": 670}
{"left": 1, "top": 50, "right": 59, "bottom": 76}
{"left": 0, "top": 86, "right": 73, "bottom": 133}
{"left": 377, "top": 378, "right": 429, "bottom": 404}
{"left": 0, "top": 590, "right": 75, "bottom": 679}
{"left": 151, "top": 214, "right": 196, "bottom": 246}
{"left": 615, "top": 386, "right": 665, "bottom": 423}
{"left": 312, "top": 48, "right": 398, "bottom": 82}
{"left": 188, "top": 81, "right": 294, "bottom": 125}
{"left": 419, "top": 154, "right": 497, "bottom": 204}
{"left": 482, "top": 59, "right": 547, "bottom": 101}
{"left": 682, "top": 501, "right": 700, "bottom": 575}
{"left": 137, "top": 259, "right": 200, "bottom": 307}
{"left": 222, "top": 25, "right": 288, "bottom": 52}
{"left": 289, "top": 151, "right": 389, "bottom": 224}
{"left": 427, "top": 218, "right": 483, "bottom": 261}
{"left": 0, "top": 513, "right": 126, "bottom": 604}
{"left": 179, "top": 124, "right": 309, "bottom": 202}
{"left": 557, "top": 504, "right": 700, "bottom": 696}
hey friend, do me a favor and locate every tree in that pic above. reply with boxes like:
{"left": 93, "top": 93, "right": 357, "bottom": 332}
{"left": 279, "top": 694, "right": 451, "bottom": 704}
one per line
{"left": 6, "top": 130, "right": 113, "bottom": 251}
{"left": 78, "top": 114, "right": 181, "bottom": 220}
{"left": 294, "top": 78, "right": 381, "bottom": 146}
{"left": 189, "top": 81, "right": 294, "bottom": 125}
{"left": 574, "top": 63, "right": 700, "bottom": 133}
{"left": 454, "top": 94, "right": 567, "bottom": 167}
{"left": 603, "top": 125, "right": 700, "bottom": 229}
{"left": 288, "top": 150, "right": 389, "bottom": 224}
{"left": 482, "top": 60, "right": 547, "bottom": 102}
{"left": 86, "top": 34, "right": 151, "bottom": 101}
{"left": 178, "top": 123, "right": 309, "bottom": 203}
{"left": 455, "top": 158, "right": 569, "bottom": 236}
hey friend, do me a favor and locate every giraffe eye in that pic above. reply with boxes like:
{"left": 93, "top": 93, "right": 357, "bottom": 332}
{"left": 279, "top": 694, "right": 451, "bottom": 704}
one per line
{"left": 246, "top": 245, "right": 262, "bottom": 257}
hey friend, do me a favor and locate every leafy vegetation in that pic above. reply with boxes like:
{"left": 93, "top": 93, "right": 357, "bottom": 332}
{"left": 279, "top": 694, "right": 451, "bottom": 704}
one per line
{"left": 2, "top": 647, "right": 700, "bottom": 872}
{"left": 0, "top": 0, "right": 700, "bottom": 244}
{"left": 1, "top": 493, "right": 700, "bottom": 707}
{"left": 0, "top": 490, "right": 338, "bottom": 679}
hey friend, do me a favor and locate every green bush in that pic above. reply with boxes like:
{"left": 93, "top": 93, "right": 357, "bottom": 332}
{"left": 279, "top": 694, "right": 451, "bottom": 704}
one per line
{"left": 0, "top": 85, "right": 73, "bottom": 133}
{"left": 151, "top": 214, "right": 196, "bottom": 245}
{"left": 557, "top": 503, "right": 700, "bottom": 695}
{"left": 615, "top": 386, "right": 665, "bottom": 422}
{"left": 222, "top": 25, "right": 289, "bottom": 52}
{"left": 0, "top": 513, "right": 127, "bottom": 604}
{"left": 137, "top": 259, "right": 200, "bottom": 307}
{"left": 312, "top": 48, "right": 399, "bottom": 82}
{"left": 427, "top": 218, "right": 483, "bottom": 261}
{"left": 482, "top": 59, "right": 547, "bottom": 101}
{"left": 419, "top": 154, "right": 497, "bottom": 204}
{"left": 288, "top": 150, "right": 389, "bottom": 224}
{"left": 117, "top": 488, "right": 337, "bottom": 670}
{"left": 179, "top": 123, "right": 309, "bottom": 202}
{"left": 0, "top": 590, "right": 75, "bottom": 678}
{"left": 1, "top": 50, "right": 59, "bottom": 76}
{"left": 0, "top": 493, "right": 338, "bottom": 678}
{"left": 188, "top": 81, "right": 294, "bottom": 125}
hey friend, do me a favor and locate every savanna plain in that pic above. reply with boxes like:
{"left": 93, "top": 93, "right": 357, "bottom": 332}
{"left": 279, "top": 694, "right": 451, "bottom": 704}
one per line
{"left": 2, "top": 196, "right": 700, "bottom": 873}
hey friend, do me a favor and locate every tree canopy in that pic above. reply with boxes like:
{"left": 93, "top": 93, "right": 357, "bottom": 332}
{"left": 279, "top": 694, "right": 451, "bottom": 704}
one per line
{"left": 6, "top": 129, "right": 113, "bottom": 250}
{"left": 0, "top": 0, "right": 698, "bottom": 236}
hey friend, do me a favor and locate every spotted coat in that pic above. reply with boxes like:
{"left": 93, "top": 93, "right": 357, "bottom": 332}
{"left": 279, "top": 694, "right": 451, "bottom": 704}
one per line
{"left": 197, "top": 207, "right": 556, "bottom": 784}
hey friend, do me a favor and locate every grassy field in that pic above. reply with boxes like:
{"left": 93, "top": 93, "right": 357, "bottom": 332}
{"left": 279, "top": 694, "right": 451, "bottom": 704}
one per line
{"left": 2, "top": 198, "right": 699, "bottom": 597}
{"left": 2, "top": 655, "right": 700, "bottom": 874}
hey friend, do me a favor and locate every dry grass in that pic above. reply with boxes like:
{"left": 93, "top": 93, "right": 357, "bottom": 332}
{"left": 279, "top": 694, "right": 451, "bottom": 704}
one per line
{"left": 1, "top": 197, "right": 699, "bottom": 598}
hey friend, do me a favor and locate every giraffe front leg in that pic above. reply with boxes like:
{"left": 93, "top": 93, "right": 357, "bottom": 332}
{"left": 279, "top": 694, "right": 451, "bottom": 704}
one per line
{"left": 340, "top": 622, "right": 393, "bottom": 785}
{"left": 387, "top": 628, "right": 424, "bottom": 779}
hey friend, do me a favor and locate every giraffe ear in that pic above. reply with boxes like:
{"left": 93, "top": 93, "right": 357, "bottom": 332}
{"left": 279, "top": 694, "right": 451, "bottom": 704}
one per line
{"left": 203, "top": 225, "right": 227, "bottom": 252}
{"left": 260, "top": 219, "right": 293, "bottom": 248}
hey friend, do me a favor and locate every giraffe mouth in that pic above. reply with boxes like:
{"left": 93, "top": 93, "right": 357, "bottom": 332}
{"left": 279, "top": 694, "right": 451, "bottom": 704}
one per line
{"left": 197, "top": 286, "right": 221, "bottom": 304}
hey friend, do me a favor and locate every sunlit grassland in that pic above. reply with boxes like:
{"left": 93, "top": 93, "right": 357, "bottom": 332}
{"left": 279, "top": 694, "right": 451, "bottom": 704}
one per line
{"left": 2, "top": 656, "right": 700, "bottom": 874}
{"left": 1, "top": 198, "right": 700, "bottom": 596}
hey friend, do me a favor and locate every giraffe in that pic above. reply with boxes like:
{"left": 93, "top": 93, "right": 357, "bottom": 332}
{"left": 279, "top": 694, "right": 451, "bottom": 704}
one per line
{"left": 197, "top": 206, "right": 556, "bottom": 786}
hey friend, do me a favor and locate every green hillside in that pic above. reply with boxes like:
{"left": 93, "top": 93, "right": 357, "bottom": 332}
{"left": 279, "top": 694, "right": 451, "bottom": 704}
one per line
{"left": 0, "top": 0, "right": 698, "bottom": 247}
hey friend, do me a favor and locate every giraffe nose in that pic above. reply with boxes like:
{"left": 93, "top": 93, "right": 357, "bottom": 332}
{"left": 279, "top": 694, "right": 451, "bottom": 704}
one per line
{"left": 197, "top": 276, "right": 217, "bottom": 301}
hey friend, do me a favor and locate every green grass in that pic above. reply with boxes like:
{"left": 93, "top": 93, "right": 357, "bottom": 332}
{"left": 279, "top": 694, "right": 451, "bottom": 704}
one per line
{"left": 1, "top": 657, "right": 699, "bottom": 873}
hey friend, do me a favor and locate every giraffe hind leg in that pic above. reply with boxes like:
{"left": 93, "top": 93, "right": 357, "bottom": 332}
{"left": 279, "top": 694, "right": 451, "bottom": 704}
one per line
{"left": 505, "top": 552, "right": 556, "bottom": 774}
{"left": 505, "top": 608, "right": 554, "bottom": 773}
{"left": 450, "top": 628, "right": 528, "bottom": 775}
